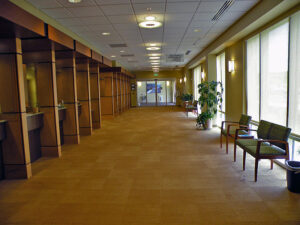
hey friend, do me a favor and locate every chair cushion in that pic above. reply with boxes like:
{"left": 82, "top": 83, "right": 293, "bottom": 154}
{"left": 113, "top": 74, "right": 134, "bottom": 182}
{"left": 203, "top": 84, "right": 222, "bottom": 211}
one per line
{"left": 222, "top": 128, "right": 248, "bottom": 136}
{"left": 257, "top": 120, "right": 272, "bottom": 139}
{"left": 236, "top": 139, "right": 269, "bottom": 148}
{"left": 268, "top": 124, "right": 291, "bottom": 149}
{"left": 239, "top": 114, "right": 252, "bottom": 126}
{"left": 244, "top": 145, "right": 286, "bottom": 157}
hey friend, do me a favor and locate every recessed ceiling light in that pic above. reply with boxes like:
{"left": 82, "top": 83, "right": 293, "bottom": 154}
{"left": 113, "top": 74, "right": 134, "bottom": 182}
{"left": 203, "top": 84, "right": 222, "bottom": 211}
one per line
{"left": 68, "top": 0, "right": 81, "bottom": 3}
{"left": 148, "top": 53, "right": 161, "bottom": 57}
{"left": 150, "top": 60, "right": 160, "bottom": 63}
{"left": 145, "top": 16, "right": 156, "bottom": 21}
{"left": 111, "top": 55, "right": 116, "bottom": 58}
{"left": 146, "top": 47, "right": 160, "bottom": 51}
{"left": 151, "top": 62, "right": 160, "bottom": 65}
{"left": 120, "top": 50, "right": 125, "bottom": 53}
{"left": 102, "top": 32, "right": 110, "bottom": 36}
{"left": 149, "top": 56, "right": 160, "bottom": 59}
{"left": 139, "top": 21, "right": 162, "bottom": 29}
{"left": 194, "top": 29, "right": 201, "bottom": 32}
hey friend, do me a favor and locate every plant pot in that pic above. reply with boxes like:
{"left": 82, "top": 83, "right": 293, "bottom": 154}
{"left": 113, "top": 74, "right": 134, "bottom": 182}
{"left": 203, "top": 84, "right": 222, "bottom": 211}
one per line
{"left": 204, "top": 119, "right": 213, "bottom": 130}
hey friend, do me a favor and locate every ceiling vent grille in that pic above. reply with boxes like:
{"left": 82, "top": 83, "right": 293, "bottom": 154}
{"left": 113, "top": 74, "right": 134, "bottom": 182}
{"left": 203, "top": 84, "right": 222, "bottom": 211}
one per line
{"left": 212, "top": 0, "right": 235, "bottom": 21}
{"left": 109, "top": 43, "right": 127, "bottom": 48}
{"left": 121, "top": 54, "right": 134, "bottom": 57}
{"left": 166, "top": 54, "right": 184, "bottom": 63}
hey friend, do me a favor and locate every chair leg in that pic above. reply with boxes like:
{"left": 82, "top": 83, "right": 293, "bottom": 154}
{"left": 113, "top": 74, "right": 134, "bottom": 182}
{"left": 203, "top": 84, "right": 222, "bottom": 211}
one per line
{"left": 220, "top": 133, "right": 222, "bottom": 148}
{"left": 270, "top": 160, "right": 273, "bottom": 170}
{"left": 254, "top": 159, "right": 259, "bottom": 182}
{"left": 233, "top": 142, "right": 237, "bottom": 162}
{"left": 243, "top": 150, "right": 246, "bottom": 171}
{"left": 226, "top": 135, "right": 229, "bottom": 154}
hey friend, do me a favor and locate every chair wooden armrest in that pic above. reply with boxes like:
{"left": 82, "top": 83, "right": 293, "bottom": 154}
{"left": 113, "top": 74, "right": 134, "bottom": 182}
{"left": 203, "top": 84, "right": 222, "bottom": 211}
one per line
{"left": 257, "top": 139, "right": 289, "bottom": 154}
{"left": 234, "top": 128, "right": 256, "bottom": 140}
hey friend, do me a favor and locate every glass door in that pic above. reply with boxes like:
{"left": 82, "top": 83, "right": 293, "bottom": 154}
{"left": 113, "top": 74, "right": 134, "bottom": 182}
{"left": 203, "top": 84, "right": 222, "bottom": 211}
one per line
{"left": 146, "top": 81, "right": 156, "bottom": 106}
{"left": 137, "top": 81, "right": 147, "bottom": 106}
{"left": 157, "top": 81, "right": 166, "bottom": 106}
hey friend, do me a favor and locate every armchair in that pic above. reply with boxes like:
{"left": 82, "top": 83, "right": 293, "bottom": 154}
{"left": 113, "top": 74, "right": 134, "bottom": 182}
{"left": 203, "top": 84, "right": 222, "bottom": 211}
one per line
{"left": 220, "top": 114, "right": 252, "bottom": 154}
{"left": 234, "top": 121, "right": 291, "bottom": 181}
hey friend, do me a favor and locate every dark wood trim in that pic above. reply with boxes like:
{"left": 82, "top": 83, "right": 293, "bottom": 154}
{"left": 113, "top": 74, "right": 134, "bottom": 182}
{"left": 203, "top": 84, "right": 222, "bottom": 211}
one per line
{"left": 75, "top": 41, "right": 91, "bottom": 58}
{"left": 47, "top": 25, "right": 74, "bottom": 50}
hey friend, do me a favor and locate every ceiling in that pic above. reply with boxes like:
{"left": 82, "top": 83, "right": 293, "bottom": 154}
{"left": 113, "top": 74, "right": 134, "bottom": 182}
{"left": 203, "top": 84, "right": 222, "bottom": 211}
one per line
{"left": 25, "top": 0, "right": 259, "bottom": 71}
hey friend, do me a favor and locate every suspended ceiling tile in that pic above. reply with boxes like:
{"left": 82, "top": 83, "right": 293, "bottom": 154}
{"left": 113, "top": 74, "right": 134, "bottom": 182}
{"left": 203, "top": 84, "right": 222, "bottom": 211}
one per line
{"left": 95, "top": 0, "right": 131, "bottom": 5}
{"left": 80, "top": 16, "right": 110, "bottom": 25}
{"left": 133, "top": 3, "right": 166, "bottom": 14}
{"left": 164, "top": 13, "right": 193, "bottom": 22}
{"left": 42, "top": 8, "right": 73, "bottom": 18}
{"left": 57, "top": 18, "right": 84, "bottom": 26}
{"left": 229, "top": 0, "right": 259, "bottom": 12}
{"left": 107, "top": 15, "right": 136, "bottom": 24}
{"left": 26, "top": 0, "right": 62, "bottom": 9}
{"left": 197, "top": 1, "right": 225, "bottom": 13}
{"left": 56, "top": 0, "right": 96, "bottom": 7}
{"left": 166, "top": 2, "right": 199, "bottom": 13}
{"left": 68, "top": 6, "right": 104, "bottom": 17}
{"left": 101, "top": 4, "right": 134, "bottom": 16}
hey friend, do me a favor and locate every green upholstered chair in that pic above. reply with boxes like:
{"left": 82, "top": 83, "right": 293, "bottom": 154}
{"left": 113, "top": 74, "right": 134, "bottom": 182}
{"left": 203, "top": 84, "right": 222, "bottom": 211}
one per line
{"left": 220, "top": 114, "right": 252, "bottom": 154}
{"left": 234, "top": 120, "right": 291, "bottom": 181}
{"left": 186, "top": 100, "right": 198, "bottom": 117}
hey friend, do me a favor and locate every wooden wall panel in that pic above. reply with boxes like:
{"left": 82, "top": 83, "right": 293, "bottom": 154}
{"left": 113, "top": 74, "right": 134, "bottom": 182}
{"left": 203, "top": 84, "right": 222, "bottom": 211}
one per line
{"left": 90, "top": 65, "right": 101, "bottom": 129}
{"left": 0, "top": 38, "right": 31, "bottom": 179}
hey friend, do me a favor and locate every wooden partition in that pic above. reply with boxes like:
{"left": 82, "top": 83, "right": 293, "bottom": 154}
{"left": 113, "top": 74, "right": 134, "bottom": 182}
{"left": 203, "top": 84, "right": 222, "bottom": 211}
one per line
{"left": 0, "top": 38, "right": 32, "bottom": 178}
{"left": 56, "top": 53, "right": 80, "bottom": 144}
{"left": 100, "top": 72, "right": 114, "bottom": 118}
{"left": 90, "top": 62, "right": 101, "bottom": 129}
{"left": 22, "top": 39, "right": 61, "bottom": 158}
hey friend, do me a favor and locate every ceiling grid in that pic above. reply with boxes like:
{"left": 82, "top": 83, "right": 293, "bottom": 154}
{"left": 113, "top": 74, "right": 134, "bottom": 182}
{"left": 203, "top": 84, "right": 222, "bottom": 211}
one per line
{"left": 25, "top": 0, "right": 259, "bottom": 71}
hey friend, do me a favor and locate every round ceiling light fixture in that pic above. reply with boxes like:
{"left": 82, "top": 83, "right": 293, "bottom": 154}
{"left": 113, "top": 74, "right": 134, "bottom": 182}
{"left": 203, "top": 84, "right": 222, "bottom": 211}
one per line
{"left": 146, "top": 47, "right": 160, "bottom": 51}
{"left": 111, "top": 55, "right": 116, "bottom": 58}
{"left": 149, "top": 56, "right": 160, "bottom": 60}
{"left": 148, "top": 53, "right": 161, "bottom": 57}
{"left": 150, "top": 60, "right": 160, "bottom": 63}
{"left": 102, "top": 32, "right": 110, "bottom": 36}
{"left": 151, "top": 62, "right": 160, "bottom": 65}
{"left": 139, "top": 20, "right": 162, "bottom": 29}
{"left": 68, "top": 0, "right": 81, "bottom": 3}
{"left": 145, "top": 16, "right": 156, "bottom": 21}
{"left": 194, "top": 29, "right": 201, "bottom": 32}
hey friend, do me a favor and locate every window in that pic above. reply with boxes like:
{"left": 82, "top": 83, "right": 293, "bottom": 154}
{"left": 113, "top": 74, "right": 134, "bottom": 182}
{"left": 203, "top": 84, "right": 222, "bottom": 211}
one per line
{"left": 193, "top": 66, "right": 201, "bottom": 101}
{"left": 246, "top": 12, "right": 300, "bottom": 161}
{"left": 246, "top": 35, "right": 260, "bottom": 121}
{"left": 261, "top": 20, "right": 289, "bottom": 126}
{"left": 289, "top": 11, "right": 300, "bottom": 135}
{"left": 216, "top": 52, "right": 226, "bottom": 112}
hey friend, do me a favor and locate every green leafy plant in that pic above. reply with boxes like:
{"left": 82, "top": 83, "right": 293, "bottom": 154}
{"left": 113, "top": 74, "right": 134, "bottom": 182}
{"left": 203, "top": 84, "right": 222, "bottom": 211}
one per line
{"left": 181, "top": 93, "right": 193, "bottom": 101}
{"left": 197, "top": 81, "right": 223, "bottom": 128}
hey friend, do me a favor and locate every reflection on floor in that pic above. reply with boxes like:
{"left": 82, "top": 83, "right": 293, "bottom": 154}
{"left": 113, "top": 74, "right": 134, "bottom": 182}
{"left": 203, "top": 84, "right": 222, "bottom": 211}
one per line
{"left": 0, "top": 106, "right": 299, "bottom": 225}
{"left": 139, "top": 103, "right": 176, "bottom": 107}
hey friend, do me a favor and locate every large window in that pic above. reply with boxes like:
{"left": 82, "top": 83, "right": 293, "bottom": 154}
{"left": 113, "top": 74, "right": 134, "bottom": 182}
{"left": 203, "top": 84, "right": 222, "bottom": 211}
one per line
{"left": 261, "top": 20, "right": 289, "bottom": 126}
{"left": 246, "top": 12, "right": 300, "bottom": 160}
{"left": 246, "top": 35, "right": 260, "bottom": 121}
{"left": 193, "top": 66, "right": 201, "bottom": 101}
{"left": 289, "top": 12, "right": 300, "bottom": 135}
{"left": 216, "top": 52, "right": 226, "bottom": 112}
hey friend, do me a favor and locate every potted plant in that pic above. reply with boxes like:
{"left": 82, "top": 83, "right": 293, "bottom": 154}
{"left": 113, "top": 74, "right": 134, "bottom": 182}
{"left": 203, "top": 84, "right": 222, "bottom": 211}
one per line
{"left": 197, "top": 81, "right": 223, "bottom": 129}
{"left": 181, "top": 93, "right": 193, "bottom": 107}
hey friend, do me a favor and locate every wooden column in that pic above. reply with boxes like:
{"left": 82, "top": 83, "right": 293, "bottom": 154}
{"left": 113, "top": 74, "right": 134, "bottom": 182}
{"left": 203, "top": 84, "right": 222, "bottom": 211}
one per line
{"left": 113, "top": 72, "right": 119, "bottom": 115}
{"left": 0, "top": 38, "right": 32, "bottom": 179}
{"left": 90, "top": 64, "right": 101, "bottom": 129}
{"left": 56, "top": 54, "right": 80, "bottom": 144}
{"left": 76, "top": 60, "right": 92, "bottom": 135}
{"left": 23, "top": 41, "right": 62, "bottom": 157}
{"left": 100, "top": 72, "right": 114, "bottom": 118}
{"left": 118, "top": 73, "right": 122, "bottom": 113}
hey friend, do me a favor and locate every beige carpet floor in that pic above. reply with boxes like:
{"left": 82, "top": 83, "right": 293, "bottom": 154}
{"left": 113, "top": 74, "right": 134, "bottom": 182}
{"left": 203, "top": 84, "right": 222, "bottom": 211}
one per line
{"left": 0, "top": 106, "right": 299, "bottom": 225}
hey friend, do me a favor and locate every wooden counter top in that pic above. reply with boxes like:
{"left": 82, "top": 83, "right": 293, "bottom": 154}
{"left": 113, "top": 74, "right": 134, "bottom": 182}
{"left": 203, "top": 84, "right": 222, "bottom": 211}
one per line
{"left": 26, "top": 113, "right": 44, "bottom": 132}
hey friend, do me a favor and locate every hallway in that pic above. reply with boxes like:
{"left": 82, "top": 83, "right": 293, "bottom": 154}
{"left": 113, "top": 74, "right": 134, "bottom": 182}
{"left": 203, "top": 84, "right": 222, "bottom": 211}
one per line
{"left": 0, "top": 107, "right": 299, "bottom": 225}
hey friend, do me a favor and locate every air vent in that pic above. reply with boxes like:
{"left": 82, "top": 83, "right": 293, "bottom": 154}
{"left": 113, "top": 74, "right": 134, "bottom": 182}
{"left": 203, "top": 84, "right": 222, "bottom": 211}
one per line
{"left": 212, "top": 0, "right": 235, "bottom": 21}
{"left": 121, "top": 54, "right": 135, "bottom": 57}
{"left": 185, "top": 50, "right": 191, "bottom": 55}
{"left": 166, "top": 54, "right": 184, "bottom": 63}
{"left": 109, "top": 43, "right": 127, "bottom": 48}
